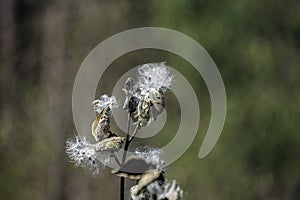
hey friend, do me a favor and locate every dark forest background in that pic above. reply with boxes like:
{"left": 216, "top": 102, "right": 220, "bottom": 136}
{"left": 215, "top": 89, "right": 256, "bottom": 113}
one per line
{"left": 1, "top": 0, "right": 300, "bottom": 199}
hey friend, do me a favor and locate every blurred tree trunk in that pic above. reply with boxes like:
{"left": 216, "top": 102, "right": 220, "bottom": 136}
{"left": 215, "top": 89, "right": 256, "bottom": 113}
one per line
{"left": 0, "top": 2, "right": 18, "bottom": 199}
{"left": 40, "top": 1, "right": 71, "bottom": 199}
{"left": 0, "top": 0, "right": 16, "bottom": 146}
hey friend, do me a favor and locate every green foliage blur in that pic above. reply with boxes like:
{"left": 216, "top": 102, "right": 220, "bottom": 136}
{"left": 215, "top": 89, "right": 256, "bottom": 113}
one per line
{"left": 0, "top": 0, "right": 299, "bottom": 199}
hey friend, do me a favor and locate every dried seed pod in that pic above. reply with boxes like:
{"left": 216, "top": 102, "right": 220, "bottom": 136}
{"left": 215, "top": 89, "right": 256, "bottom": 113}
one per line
{"left": 91, "top": 107, "right": 111, "bottom": 141}
{"left": 94, "top": 136, "right": 125, "bottom": 152}
{"left": 112, "top": 156, "right": 156, "bottom": 180}
{"left": 91, "top": 94, "right": 118, "bottom": 141}
{"left": 133, "top": 170, "right": 163, "bottom": 195}
{"left": 123, "top": 63, "right": 172, "bottom": 127}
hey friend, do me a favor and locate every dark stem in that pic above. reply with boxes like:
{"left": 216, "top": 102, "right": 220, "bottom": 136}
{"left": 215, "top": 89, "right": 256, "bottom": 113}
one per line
{"left": 113, "top": 153, "right": 121, "bottom": 167}
{"left": 120, "top": 177, "right": 125, "bottom": 200}
{"left": 122, "top": 118, "right": 131, "bottom": 163}
{"left": 120, "top": 118, "right": 140, "bottom": 200}
{"left": 129, "top": 125, "right": 140, "bottom": 142}
{"left": 120, "top": 118, "right": 131, "bottom": 200}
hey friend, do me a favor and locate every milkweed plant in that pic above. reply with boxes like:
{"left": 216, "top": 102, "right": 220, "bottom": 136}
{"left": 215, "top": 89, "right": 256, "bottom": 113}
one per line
{"left": 66, "top": 62, "right": 183, "bottom": 200}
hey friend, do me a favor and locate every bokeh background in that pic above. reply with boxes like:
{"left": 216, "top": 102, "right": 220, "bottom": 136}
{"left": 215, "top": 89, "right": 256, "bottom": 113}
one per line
{"left": 1, "top": 0, "right": 300, "bottom": 199}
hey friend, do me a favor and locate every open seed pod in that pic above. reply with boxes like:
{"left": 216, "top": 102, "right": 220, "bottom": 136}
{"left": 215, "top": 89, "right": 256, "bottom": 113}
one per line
{"left": 112, "top": 156, "right": 156, "bottom": 180}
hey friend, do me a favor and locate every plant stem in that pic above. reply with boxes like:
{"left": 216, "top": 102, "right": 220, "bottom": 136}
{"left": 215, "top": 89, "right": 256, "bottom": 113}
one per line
{"left": 122, "top": 118, "right": 131, "bottom": 163}
{"left": 113, "top": 153, "right": 121, "bottom": 167}
{"left": 120, "top": 177, "right": 125, "bottom": 200}
{"left": 120, "top": 118, "right": 131, "bottom": 200}
{"left": 122, "top": 124, "right": 139, "bottom": 163}
{"left": 129, "top": 124, "right": 140, "bottom": 142}
{"left": 120, "top": 118, "right": 140, "bottom": 200}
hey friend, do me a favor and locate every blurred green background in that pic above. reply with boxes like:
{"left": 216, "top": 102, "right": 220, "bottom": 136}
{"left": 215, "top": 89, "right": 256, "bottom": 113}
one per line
{"left": 1, "top": 0, "right": 300, "bottom": 199}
